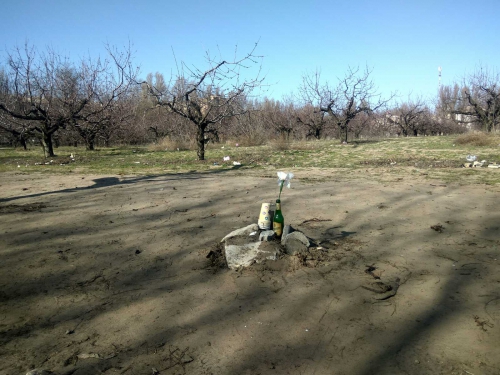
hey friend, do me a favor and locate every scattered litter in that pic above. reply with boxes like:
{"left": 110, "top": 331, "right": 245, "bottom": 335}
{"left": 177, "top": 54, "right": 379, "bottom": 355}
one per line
{"left": 223, "top": 156, "right": 230, "bottom": 161}
{"left": 466, "top": 155, "right": 477, "bottom": 162}
{"left": 233, "top": 161, "right": 241, "bottom": 166}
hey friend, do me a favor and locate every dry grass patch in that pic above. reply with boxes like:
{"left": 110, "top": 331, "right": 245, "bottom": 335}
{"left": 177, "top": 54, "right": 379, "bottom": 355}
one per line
{"left": 269, "top": 138, "right": 291, "bottom": 151}
{"left": 227, "top": 133, "right": 268, "bottom": 147}
{"left": 148, "top": 137, "right": 196, "bottom": 151}
{"left": 454, "top": 132, "right": 500, "bottom": 147}
{"left": 289, "top": 140, "right": 326, "bottom": 150}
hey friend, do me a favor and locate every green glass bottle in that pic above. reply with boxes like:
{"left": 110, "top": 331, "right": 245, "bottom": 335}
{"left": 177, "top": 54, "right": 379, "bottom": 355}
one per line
{"left": 273, "top": 199, "right": 284, "bottom": 238}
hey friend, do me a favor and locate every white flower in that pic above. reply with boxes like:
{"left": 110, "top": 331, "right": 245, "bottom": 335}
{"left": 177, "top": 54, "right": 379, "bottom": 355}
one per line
{"left": 223, "top": 156, "right": 230, "bottom": 161}
{"left": 277, "top": 171, "right": 288, "bottom": 180}
{"left": 277, "top": 171, "right": 294, "bottom": 188}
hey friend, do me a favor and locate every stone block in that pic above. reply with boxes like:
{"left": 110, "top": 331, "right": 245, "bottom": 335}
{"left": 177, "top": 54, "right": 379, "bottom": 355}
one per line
{"left": 224, "top": 241, "right": 280, "bottom": 270}
{"left": 221, "top": 223, "right": 259, "bottom": 242}
{"left": 283, "top": 231, "right": 310, "bottom": 256}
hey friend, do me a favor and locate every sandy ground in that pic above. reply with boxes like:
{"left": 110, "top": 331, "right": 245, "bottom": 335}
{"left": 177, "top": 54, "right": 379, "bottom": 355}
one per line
{"left": 0, "top": 169, "right": 499, "bottom": 375}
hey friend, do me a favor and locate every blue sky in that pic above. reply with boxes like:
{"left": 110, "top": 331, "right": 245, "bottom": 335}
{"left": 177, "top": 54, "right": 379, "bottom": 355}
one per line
{"left": 1, "top": 0, "right": 499, "bottom": 104}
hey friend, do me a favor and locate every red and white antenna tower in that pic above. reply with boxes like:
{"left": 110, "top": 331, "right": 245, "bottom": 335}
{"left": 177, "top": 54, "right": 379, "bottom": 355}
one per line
{"left": 438, "top": 66, "right": 442, "bottom": 90}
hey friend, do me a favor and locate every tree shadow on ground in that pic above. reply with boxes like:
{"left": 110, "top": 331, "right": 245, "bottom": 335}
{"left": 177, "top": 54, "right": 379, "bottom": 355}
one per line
{"left": 0, "top": 175, "right": 498, "bottom": 375}
{"left": 0, "top": 167, "right": 241, "bottom": 204}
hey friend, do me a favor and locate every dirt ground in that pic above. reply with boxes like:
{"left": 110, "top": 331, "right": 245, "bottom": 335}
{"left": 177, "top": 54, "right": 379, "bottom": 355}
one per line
{"left": 1, "top": 169, "right": 499, "bottom": 375}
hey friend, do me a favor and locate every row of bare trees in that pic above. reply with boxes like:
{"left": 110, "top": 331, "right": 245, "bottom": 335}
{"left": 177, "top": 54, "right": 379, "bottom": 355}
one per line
{"left": 1, "top": 42, "right": 498, "bottom": 160}
{"left": 0, "top": 43, "right": 138, "bottom": 156}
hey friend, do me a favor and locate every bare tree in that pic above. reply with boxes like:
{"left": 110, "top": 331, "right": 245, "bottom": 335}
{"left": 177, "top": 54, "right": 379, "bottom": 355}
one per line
{"left": 70, "top": 45, "right": 137, "bottom": 150}
{"left": 295, "top": 102, "right": 330, "bottom": 139}
{"left": 0, "top": 113, "right": 33, "bottom": 149}
{"left": 439, "top": 67, "right": 500, "bottom": 132}
{"left": 300, "top": 67, "right": 393, "bottom": 143}
{"left": 297, "top": 70, "right": 332, "bottom": 139}
{"left": 349, "top": 111, "right": 373, "bottom": 139}
{"left": 259, "top": 98, "right": 296, "bottom": 139}
{"left": 0, "top": 70, "right": 33, "bottom": 148}
{"left": 387, "top": 98, "right": 428, "bottom": 137}
{"left": 141, "top": 43, "right": 264, "bottom": 160}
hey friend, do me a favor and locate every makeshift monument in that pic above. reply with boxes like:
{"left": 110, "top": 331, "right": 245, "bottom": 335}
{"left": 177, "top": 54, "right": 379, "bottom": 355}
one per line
{"left": 221, "top": 171, "right": 312, "bottom": 269}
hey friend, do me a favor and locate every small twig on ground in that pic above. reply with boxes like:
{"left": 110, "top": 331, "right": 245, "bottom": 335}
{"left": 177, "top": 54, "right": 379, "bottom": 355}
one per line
{"left": 473, "top": 315, "right": 494, "bottom": 331}
{"left": 300, "top": 218, "right": 332, "bottom": 224}
{"left": 430, "top": 224, "right": 444, "bottom": 232}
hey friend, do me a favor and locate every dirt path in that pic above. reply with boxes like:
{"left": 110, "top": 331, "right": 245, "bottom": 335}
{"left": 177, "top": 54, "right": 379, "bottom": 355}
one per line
{"left": 1, "top": 170, "right": 499, "bottom": 375}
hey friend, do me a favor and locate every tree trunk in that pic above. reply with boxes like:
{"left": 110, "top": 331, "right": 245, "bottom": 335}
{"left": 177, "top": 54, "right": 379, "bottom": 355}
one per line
{"left": 42, "top": 132, "right": 55, "bottom": 157}
{"left": 196, "top": 123, "right": 207, "bottom": 160}
{"left": 487, "top": 121, "right": 493, "bottom": 133}
{"left": 85, "top": 133, "right": 95, "bottom": 151}
{"left": 315, "top": 128, "right": 321, "bottom": 140}
{"left": 20, "top": 137, "right": 27, "bottom": 150}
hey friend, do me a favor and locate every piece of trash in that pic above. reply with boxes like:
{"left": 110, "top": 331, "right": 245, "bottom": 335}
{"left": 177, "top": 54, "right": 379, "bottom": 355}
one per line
{"left": 233, "top": 161, "right": 241, "bottom": 166}
{"left": 236, "top": 143, "right": 239, "bottom": 147}
{"left": 466, "top": 155, "right": 477, "bottom": 162}
{"left": 223, "top": 156, "right": 230, "bottom": 161}
{"left": 249, "top": 231, "right": 257, "bottom": 236}
{"left": 134, "top": 161, "right": 140, "bottom": 164}
{"left": 77, "top": 353, "right": 102, "bottom": 359}
{"left": 213, "top": 162, "right": 219, "bottom": 166}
